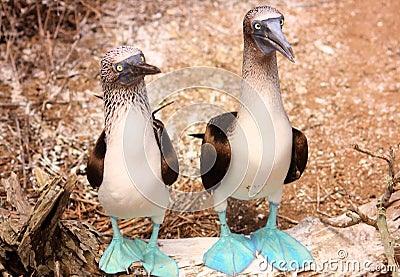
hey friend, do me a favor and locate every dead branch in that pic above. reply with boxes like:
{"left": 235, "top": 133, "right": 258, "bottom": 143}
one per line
{"left": 346, "top": 189, "right": 378, "bottom": 229}
{"left": 321, "top": 180, "right": 378, "bottom": 229}
{"left": 321, "top": 145, "right": 399, "bottom": 275}
{"left": 353, "top": 144, "right": 399, "bottom": 274}
{"left": 0, "top": 173, "right": 102, "bottom": 276}
{"left": 353, "top": 144, "right": 399, "bottom": 208}
{"left": 377, "top": 207, "right": 398, "bottom": 274}
{"left": 320, "top": 210, "right": 362, "bottom": 228}
{"left": 351, "top": 205, "right": 377, "bottom": 229}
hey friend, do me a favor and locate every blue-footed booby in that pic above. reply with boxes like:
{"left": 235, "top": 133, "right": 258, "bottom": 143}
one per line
{"left": 198, "top": 6, "right": 312, "bottom": 275}
{"left": 87, "top": 46, "right": 179, "bottom": 276}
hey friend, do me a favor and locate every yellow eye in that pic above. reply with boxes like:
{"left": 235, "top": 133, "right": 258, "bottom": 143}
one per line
{"left": 140, "top": 55, "right": 145, "bottom": 62}
{"left": 116, "top": 65, "right": 123, "bottom": 72}
{"left": 254, "top": 23, "right": 261, "bottom": 30}
{"left": 280, "top": 19, "right": 284, "bottom": 26}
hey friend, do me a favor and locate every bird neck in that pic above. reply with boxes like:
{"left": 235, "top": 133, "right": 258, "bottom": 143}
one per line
{"left": 103, "top": 78, "right": 151, "bottom": 140}
{"left": 240, "top": 36, "right": 284, "bottom": 113}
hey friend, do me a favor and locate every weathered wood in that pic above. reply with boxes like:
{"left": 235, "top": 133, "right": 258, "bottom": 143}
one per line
{"left": 0, "top": 173, "right": 102, "bottom": 276}
{"left": 18, "top": 176, "right": 74, "bottom": 271}
{"left": 377, "top": 207, "right": 398, "bottom": 276}
{"left": 2, "top": 172, "right": 31, "bottom": 215}
{"left": 352, "top": 144, "right": 400, "bottom": 276}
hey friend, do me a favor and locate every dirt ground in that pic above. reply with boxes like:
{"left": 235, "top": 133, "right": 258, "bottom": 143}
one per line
{"left": 1, "top": 0, "right": 399, "bottom": 246}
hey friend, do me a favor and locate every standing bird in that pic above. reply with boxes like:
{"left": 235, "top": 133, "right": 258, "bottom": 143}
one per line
{"left": 87, "top": 46, "right": 179, "bottom": 276}
{"left": 198, "top": 6, "right": 312, "bottom": 275}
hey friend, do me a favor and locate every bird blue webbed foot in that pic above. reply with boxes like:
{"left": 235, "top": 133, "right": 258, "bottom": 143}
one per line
{"left": 99, "top": 216, "right": 143, "bottom": 274}
{"left": 251, "top": 202, "right": 313, "bottom": 271}
{"left": 203, "top": 211, "right": 256, "bottom": 276}
{"left": 135, "top": 222, "right": 179, "bottom": 277}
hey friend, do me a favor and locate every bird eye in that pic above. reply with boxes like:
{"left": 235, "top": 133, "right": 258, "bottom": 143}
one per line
{"left": 140, "top": 55, "right": 145, "bottom": 62}
{"left": 280, "top": 19, "right": 284, "bottom": 27}
{"left": 116, "top": 65, "right": 123, "bottom": 72}
{"left": 254, "top": 23, "right": 261, "bottom": 30}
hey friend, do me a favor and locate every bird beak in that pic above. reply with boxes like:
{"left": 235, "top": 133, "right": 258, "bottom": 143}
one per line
{"left": 132, "top": 62, "right": 161, "bottom": 76}
{"left": 253, "top": 20, "right": 295, "bottom": 63}
{"left": 118, "top": 62, "right": 161, "bottom": 85}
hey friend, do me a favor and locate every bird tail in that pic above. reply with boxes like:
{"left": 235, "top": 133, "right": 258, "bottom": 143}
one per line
{"left": 187, "top": 133, "right": 205, "bottom": 139}
{"left": 152, "top": 101, "right": 174, "bottom": 119}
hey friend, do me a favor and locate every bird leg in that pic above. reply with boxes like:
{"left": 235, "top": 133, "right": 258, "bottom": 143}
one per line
{"left": 136, "top": 221, "right": 179, "bottom": 277}
{"left": 251, "top": 202, "right": 313, "bottom": 272}
{"left": 99, "top": 216, "right": 143, "bottom": 274}
{"left": 203, "top": 211, "right": 256, "bottom": 276}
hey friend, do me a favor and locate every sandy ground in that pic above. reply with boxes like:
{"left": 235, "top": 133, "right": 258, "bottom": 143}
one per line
{"left": 0, "top": 0, "right": 399, "bottom": 242}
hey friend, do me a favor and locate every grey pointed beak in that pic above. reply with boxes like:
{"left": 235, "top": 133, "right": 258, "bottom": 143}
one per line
{"left": 118, "top": 62, "right": 161, "bottom": 85}
{"left": 133, "top": 62, "right": 161, "bottom": 75}
{"left": 253, "top": 20, "right": 295, "bottom": 63}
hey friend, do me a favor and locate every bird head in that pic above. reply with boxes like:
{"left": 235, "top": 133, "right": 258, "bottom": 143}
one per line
{"left": 100, "top": 46, "right": 161, "bottom": 87}
{"left": 243, "top": 6, "right": 295, "bottom": 62}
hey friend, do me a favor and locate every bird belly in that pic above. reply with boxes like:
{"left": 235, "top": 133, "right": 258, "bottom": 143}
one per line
{"left": 214, "top": 111, "right": 292, "bottom": 204}
{"left": 99, "top": 108, "right": 168, "bottom": 221}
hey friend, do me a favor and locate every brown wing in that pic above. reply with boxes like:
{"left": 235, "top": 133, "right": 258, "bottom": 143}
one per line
{"left": 87, "top": 130, "right": 106, "bottom": 188}
{"left": 284, "top": 127, "right": 308, "bottom": 184}
{"left": 200, "top": 112, "right": 238, "bottom": 191}
{"left": 152, "top": 119, "right": 179, "bottom": 186}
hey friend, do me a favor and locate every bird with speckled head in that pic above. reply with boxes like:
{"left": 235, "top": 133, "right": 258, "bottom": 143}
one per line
{"left": 87, "top": 46, "right": 179, "bottom": 276}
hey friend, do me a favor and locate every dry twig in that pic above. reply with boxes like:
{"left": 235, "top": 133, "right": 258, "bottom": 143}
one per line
{"left": 353, "top": 144, "right": 400, "bottom": 275}
{"left": 321, "top": 144, "right": 400, "bottom": 276}
{"left": 322, "top": 144, "right": 399, "bottom": 275}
